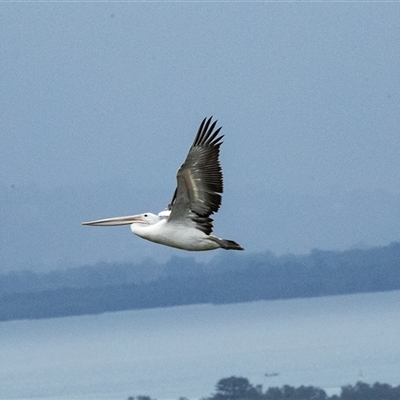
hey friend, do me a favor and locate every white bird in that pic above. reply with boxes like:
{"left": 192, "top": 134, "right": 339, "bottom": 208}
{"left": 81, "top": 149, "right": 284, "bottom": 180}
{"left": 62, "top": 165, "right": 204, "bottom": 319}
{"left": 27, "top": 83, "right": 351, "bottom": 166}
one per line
{"left": 82, "top": 117, "right": 244, "bottom": 251}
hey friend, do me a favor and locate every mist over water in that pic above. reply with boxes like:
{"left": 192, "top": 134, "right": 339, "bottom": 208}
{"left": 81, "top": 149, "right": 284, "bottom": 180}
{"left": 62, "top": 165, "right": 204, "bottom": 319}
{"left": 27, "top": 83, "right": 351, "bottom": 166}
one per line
{"left": 1, "top": 291, "right": 399, "bottom": 400}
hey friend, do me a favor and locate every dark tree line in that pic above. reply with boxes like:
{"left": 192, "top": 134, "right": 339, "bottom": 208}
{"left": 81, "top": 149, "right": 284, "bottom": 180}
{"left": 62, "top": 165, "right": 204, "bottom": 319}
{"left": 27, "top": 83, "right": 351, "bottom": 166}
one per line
{"left": 1, "top": 242, "right": 400, "bottom": 321}
{"left": 209, "top": 377, "right": 400, "bottom": 400}
{"left": 127, "top": 377, "right": 400, "bottom": 400}
{"left": 209, "top": 377, "right": 328, "bottom": 400}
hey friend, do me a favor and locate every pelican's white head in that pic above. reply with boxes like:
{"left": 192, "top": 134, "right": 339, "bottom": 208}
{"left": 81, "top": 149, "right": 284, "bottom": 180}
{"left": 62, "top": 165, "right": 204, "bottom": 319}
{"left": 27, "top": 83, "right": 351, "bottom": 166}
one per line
{"left": 136, "top": 213, "right": 160, "bottom": 225}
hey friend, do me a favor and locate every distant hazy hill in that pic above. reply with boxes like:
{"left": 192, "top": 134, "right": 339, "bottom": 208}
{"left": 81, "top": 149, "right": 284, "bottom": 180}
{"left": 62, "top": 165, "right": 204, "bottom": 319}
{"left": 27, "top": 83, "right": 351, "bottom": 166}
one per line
{"left": 1, "top": 242, "right": 399, "bottom": 321}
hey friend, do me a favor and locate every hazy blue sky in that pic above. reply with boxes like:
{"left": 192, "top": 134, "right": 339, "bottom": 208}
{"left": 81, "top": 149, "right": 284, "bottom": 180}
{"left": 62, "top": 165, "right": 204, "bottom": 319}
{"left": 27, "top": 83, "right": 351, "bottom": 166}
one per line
{"left": 1, "top": 4, "right": 399, "bottom": 271}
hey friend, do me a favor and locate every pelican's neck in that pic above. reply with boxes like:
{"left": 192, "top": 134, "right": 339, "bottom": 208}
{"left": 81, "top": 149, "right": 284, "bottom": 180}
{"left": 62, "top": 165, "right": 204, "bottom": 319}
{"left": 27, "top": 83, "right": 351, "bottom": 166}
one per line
{"left": 130, "top": 218, "right": 165, "bottom": 238}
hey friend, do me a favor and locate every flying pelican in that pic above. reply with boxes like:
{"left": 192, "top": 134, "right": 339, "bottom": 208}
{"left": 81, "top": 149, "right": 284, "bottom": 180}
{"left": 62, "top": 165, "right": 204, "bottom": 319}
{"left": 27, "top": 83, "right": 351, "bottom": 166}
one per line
{"left": 82, "top": 117, "right": 244, "bottom": 251}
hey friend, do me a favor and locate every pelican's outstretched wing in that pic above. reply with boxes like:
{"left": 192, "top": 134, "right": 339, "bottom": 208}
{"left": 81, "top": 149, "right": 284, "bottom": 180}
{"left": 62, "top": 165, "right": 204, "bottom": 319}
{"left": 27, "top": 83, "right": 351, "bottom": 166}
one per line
{"left": 167, "top": 117, "right": 224, "bottom": 235}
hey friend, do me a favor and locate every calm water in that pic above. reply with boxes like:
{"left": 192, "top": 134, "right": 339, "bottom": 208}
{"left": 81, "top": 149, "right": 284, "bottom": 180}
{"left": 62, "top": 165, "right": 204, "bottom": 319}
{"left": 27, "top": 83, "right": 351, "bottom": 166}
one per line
{"left": 1, "top": 291, "right": 400, "bottom": 400}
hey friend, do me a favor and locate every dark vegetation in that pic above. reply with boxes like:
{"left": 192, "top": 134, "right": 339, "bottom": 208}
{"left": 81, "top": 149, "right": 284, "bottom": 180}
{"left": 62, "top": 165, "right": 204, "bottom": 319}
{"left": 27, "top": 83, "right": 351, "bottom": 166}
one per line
{"left": 1, "top": 242, "right": 400, "bottom": 321}
{"left": 128, "top": 376, "right": 400, "bottom": 400}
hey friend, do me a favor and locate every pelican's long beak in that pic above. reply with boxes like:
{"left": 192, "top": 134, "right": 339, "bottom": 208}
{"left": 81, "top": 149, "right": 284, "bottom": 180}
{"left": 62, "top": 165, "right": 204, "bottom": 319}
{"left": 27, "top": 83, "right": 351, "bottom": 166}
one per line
{"left": 82, "top": 214, "right": 144, "bottom": 226}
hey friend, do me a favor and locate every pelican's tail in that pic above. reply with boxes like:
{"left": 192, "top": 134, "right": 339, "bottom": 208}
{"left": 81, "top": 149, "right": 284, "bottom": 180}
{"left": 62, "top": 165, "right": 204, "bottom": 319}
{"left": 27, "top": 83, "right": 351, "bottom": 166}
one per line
{"left": 210, "top": 236, "right": 244, "bottom": 251}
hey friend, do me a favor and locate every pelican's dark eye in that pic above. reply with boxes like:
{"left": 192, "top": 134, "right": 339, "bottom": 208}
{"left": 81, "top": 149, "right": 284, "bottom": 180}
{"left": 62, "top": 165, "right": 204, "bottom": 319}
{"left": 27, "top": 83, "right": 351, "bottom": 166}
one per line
{"left": 144, "top": 214, "right": 148, "bottom": 217}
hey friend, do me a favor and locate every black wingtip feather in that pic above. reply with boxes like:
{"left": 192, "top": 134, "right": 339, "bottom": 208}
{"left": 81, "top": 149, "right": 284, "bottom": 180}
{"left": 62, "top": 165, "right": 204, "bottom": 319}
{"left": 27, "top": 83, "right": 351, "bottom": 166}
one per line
{"left": 193, "top": 117, "right": 223, "bottom": 147}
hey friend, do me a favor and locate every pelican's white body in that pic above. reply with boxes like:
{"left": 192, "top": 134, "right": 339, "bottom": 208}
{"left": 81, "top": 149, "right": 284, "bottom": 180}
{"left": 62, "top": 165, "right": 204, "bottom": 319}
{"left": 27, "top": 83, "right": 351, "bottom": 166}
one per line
{"left": 130, "top": 216, "right": 220, "bottom": 251}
